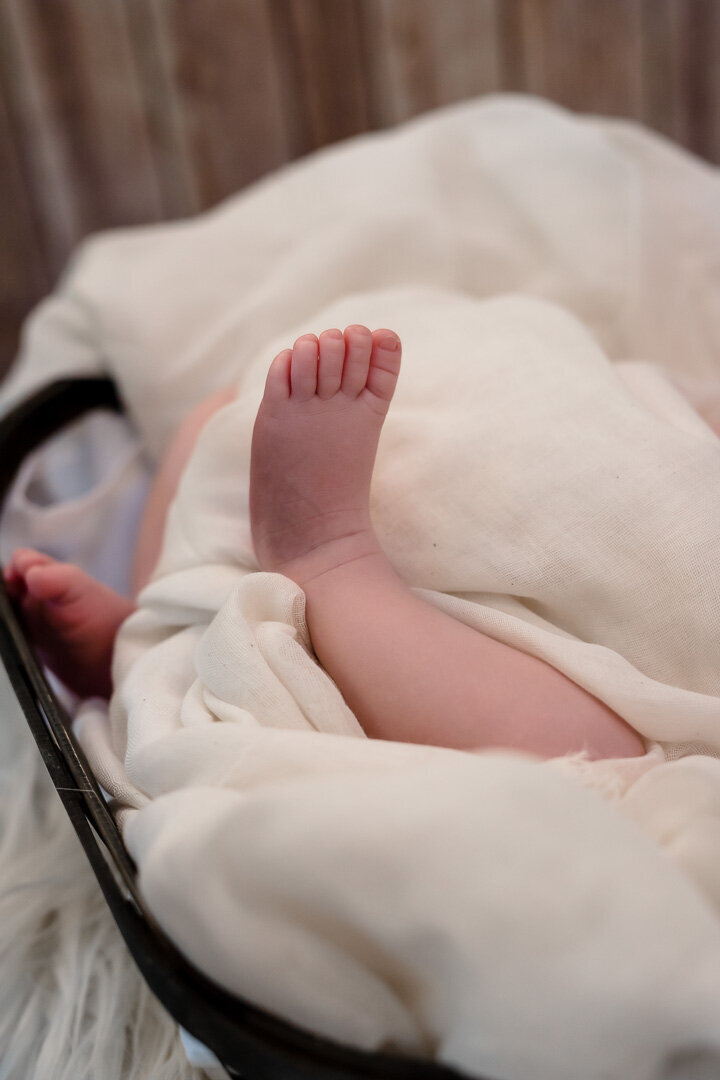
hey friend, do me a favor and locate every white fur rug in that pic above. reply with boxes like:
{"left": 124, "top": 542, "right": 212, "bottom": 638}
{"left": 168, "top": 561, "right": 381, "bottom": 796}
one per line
{"left": 0, "top": 662, "right": 203, "bottom": 1080}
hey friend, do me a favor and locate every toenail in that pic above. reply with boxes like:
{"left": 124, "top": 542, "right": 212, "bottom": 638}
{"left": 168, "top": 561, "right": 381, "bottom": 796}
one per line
{"left": 377, "top": 331, "right": 401, "bottom": 351}
{"left": 325, "top": 329, "right": 343, "bottom": 339}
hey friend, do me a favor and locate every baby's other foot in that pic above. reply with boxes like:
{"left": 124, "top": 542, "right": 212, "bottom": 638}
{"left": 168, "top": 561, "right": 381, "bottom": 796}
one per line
{"left": 3, "top": 549, "right": 135, "bottom": 699}
{"left": 250, "top": 325, "right": 402, "bottom": 585}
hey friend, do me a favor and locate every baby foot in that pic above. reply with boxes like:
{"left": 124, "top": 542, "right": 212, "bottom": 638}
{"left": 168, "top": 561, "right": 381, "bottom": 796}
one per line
{"left": 250, "top": 325, "right": 402, "bottom": 585}
{"left": 3, "top": 548, "right": 135, "bottom": 699}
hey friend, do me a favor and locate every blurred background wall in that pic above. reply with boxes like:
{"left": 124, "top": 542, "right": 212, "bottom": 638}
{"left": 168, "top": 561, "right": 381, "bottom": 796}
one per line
{"left": 1, "top": 0, "right": 719, "bottom": 379}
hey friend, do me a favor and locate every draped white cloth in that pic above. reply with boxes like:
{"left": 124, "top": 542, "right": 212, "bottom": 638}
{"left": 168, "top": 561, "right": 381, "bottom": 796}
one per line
{"left": 4, "top": 96, "right": 720, "bottom": 1080}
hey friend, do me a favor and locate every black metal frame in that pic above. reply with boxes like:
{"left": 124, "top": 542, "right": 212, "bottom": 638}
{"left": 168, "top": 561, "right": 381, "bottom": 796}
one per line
{"left": 0, "top": 378, "right": 478, "bottom": 1080}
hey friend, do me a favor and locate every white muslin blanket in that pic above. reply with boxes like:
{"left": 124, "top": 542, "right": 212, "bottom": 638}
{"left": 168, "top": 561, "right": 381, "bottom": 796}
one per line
{"left": 4, "top": 96, "right": 720, "bottom": 1080}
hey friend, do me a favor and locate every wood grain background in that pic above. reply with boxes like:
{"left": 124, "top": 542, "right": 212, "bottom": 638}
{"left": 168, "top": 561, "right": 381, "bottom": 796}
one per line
{"left": 1, "top": 0, "right": 718, "bottom": 377}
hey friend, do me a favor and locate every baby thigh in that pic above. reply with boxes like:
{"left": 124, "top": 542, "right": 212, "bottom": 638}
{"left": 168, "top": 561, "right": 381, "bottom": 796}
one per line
{"left": 131, "top": 386, "right": 236, "bottom": 595}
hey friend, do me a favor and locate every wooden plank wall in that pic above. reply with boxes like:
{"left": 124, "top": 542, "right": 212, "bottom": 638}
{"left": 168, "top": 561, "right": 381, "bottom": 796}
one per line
{"left": 1, "top": 0, "right": 719, "bottom": 377}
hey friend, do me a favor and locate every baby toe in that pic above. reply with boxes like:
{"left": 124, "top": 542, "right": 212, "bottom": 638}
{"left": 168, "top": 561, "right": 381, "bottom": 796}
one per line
{"left": 264, "top": 349, "right": 292, "bottom": 403}
{"left": 365, "top": 329, "right": 402, "bottom": 405}
{"left": 24, "top": 562, "right": 82, "bottom": 604}
{"left": 291, "top": 335, "right": 319, "bottom": 401}
{"left": 317, "top": 329, "right": 345, "bottom": 399}
{"left": 11, "top": 548, "right": 54, "bottom": 578}
{"left": 341, "top": 325, "right": 373, "bottom": 398}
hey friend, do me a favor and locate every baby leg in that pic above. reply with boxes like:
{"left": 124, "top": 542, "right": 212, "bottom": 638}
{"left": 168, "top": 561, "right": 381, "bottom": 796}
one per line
{"left": 250, "top": 327, "right": 645, "bottom": 760}
{"left": 132, "top": 385, "right": 237, "bottom": 594}
{"left": 4, "top": 387, "right": 236, "bottom": 699}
